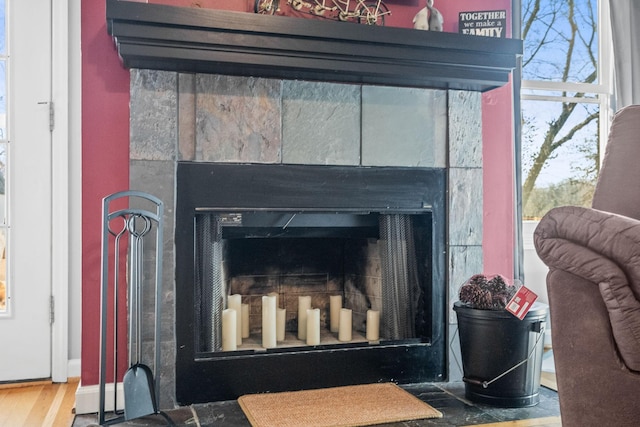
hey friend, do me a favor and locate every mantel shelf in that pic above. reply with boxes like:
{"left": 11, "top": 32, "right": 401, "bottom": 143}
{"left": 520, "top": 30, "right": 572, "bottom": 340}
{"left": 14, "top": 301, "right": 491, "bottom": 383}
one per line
{"left": 106, "top": 0, "right": 522, "bottom": 92}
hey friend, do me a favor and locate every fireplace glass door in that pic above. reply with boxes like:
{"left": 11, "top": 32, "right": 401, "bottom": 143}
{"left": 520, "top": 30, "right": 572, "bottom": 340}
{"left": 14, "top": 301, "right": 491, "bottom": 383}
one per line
{"left": 193, "top": 210, "right": 433, "bottom": 356}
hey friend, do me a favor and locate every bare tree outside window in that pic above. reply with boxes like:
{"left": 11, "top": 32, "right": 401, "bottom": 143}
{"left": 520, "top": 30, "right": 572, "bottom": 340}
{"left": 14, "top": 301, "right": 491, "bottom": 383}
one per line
{"left": 521, "top": 0, "right": 602, "bottom": 219}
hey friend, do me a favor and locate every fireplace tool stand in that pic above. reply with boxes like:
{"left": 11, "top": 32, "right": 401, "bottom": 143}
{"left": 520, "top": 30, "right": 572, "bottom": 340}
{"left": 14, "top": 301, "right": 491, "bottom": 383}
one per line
{"left": 98, "top": 191, "right": 173, "bottom": 426}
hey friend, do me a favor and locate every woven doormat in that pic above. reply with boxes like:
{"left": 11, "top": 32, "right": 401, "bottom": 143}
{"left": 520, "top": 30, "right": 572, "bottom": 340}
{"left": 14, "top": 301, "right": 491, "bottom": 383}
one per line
{"left": 237, "top": 383, "right": 443, "bottom": 427}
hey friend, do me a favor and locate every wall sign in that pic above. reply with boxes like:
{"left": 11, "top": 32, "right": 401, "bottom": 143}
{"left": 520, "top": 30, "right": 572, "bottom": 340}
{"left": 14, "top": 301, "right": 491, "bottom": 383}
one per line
{"left": 459, "top": 10, "right": 506, "bottom": 38}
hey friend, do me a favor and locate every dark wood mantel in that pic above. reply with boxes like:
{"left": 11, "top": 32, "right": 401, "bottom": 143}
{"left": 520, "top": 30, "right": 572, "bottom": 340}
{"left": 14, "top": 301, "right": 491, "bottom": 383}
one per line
{"left": 106, "top": 0, "right": 522, "bottom": 91}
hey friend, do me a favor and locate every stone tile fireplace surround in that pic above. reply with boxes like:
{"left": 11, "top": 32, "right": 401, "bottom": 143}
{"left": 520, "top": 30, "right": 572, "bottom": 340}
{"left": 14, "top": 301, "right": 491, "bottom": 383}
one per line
{"left": 129, "top": 70, "right": 484, "bottom": 407}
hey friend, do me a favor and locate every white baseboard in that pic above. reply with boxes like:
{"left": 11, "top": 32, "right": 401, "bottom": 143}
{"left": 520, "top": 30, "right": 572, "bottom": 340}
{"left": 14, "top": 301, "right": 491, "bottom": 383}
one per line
{"left": 75, "top": 382, "right": 125, "bottom": 415}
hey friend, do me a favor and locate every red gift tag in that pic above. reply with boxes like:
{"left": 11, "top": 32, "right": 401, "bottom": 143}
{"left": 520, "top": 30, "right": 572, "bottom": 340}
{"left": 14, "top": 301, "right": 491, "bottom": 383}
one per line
{"left": 506, "top": 285, "right": 538, "bottom": 320}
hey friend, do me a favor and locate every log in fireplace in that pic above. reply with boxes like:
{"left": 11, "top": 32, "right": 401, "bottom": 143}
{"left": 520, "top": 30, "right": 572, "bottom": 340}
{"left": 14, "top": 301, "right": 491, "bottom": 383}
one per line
{"left": 175, "top": 163, "right": 446, "bottom": 404}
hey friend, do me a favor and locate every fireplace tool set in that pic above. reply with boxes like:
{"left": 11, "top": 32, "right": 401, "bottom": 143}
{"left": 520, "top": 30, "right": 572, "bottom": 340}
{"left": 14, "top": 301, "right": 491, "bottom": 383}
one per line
{"left": 255, "top": 0, "right": 391, "bottom": 25}
{"left": 98, "top": 191, "right": 173, "bottom": 426}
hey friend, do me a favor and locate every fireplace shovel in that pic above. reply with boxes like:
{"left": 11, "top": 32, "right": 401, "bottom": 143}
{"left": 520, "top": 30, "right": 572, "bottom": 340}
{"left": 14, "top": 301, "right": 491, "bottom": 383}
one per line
{"left": 122, "top": 211, "right": 173, "bottom": 425}
{"left": 123, "top": 361, "right": 175, "bottom": 425}
{"left": 123, "top": 362, "right": 157, "bottom": 420}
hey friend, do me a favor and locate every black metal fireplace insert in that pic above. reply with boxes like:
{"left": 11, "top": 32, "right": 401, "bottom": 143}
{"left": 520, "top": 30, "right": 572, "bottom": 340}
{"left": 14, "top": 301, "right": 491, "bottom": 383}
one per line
{"left": 175, "top": 162, "right": 447, "bottom": 404}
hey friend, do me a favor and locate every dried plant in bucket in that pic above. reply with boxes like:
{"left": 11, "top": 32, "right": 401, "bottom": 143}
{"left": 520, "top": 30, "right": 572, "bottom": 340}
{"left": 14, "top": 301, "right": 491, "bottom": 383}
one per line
{"left": 458, "top": 274, "right": 519, "bottom": 311}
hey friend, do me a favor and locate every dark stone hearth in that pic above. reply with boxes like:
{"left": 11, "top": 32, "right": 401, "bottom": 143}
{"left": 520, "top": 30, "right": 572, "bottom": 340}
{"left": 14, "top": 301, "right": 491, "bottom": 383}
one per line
{"left": 73, "top": 382, "right": 560, "bottom": 426}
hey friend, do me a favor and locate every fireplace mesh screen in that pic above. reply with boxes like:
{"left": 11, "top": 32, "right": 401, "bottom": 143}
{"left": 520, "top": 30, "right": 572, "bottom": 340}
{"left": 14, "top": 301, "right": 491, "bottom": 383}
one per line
{"left": 195, "top": 214, "right": 224, "bottom": 352}
{"left": 379, "top": 214, "right": 421, "bottom": 340}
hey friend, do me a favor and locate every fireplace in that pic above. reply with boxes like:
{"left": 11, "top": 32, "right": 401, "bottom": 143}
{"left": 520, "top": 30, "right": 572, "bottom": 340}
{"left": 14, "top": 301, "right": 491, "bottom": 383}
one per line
{"left": 128, "top": 72, "right": 487, "bottom": 407}
{"left": 174, "top": 163, "right": 446, "bottom": 403}
{"left": 108, "top": 0, "right": 519, "bottom": 408}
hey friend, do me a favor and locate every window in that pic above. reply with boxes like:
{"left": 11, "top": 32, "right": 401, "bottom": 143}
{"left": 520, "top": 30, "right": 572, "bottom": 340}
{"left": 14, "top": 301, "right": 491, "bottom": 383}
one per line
{"left": 521, "top": 0, "right": 612, "bottom": 219}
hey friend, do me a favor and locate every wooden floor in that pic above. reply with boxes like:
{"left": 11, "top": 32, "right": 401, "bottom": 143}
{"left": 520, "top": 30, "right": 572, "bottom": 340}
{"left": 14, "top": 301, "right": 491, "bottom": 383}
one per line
{"left": 0, "top": 377, "right": 78, "bottom": 427}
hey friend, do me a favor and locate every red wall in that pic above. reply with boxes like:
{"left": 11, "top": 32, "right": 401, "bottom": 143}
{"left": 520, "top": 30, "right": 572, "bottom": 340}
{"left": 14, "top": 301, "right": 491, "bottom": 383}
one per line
{"left": 81, "top": 0, "right": 129, "bottom": 384}
{"left": 80, "top": 0, "right": 253, "bottom": 386}
{"left": 81, "top": 0, "right": 514, "bottom": 385}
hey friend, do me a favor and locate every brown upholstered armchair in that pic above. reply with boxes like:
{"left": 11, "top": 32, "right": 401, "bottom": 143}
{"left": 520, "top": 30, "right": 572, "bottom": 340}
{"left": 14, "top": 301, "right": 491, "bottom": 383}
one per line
{"left": 534, "top": 105, "right": 640, "bottom": 427}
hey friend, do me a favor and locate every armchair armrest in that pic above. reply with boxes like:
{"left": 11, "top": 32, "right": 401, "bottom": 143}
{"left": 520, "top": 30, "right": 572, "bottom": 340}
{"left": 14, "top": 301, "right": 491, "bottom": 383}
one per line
{"left": 534, "top": 206, "right": 640, "bottom": 371}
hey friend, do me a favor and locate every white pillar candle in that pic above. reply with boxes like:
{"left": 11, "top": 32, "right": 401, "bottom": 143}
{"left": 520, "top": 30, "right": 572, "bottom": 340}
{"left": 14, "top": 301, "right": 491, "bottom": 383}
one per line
{"left": 306, "top": 308, "right": 321, "bottom": 346}
{"left": 262, "top": 295, "right": 277, "bottom": 349}
{"left": 338, "top": 308, "right": 352, "bottom": 342}
{"left": 297, "top": 295, "right": 312, "bottom": 340}
{"left": 329, "top": 295, "right": 342, "bottom": 333}
{"left": 276, "top": 308, "right": 286, "bottom": 342}
{"left": 268, "top": 291, "right": 279, "bottom": 309}
{"left": 228, "top": 294, "right": 243, "bottom": 346}
{"left": 241, "top": 303, "right": 250, "bottom": 339}
{"left": 366, "top": 309, "right": 380, "bottom": 341}
{"left": 222, "top": 309, "right": 237, "bottom": 351}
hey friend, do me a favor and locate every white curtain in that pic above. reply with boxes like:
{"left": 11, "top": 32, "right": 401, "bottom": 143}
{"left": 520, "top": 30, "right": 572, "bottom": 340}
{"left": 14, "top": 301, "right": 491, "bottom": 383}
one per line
{"left": 609, "top": 0, "right": 640, "bottom": 108}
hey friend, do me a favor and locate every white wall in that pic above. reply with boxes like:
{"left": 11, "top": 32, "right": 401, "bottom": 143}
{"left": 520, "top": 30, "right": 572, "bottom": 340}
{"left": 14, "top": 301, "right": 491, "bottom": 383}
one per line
{"left": 523, "top": 220, "right": 552, "bottom": 345}
{"left": 522, "top": 221, "right": 549, "bottom": 304}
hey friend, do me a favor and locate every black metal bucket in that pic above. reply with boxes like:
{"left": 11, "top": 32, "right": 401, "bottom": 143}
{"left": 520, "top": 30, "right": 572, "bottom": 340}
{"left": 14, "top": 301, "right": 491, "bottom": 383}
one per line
{"left": 453, "top": 301, "right": 548, "bottom": 407}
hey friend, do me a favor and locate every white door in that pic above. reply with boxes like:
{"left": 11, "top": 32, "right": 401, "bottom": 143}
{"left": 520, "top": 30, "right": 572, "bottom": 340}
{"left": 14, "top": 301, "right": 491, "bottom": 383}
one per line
{"left": 0, "top": 0, "right": 53, "bottom": 381}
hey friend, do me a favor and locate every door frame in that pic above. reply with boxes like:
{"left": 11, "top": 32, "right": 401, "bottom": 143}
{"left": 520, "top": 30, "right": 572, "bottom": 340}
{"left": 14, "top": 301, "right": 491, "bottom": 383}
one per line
{"left": 51, "top": 0, "right": 70, "bottom": 383}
